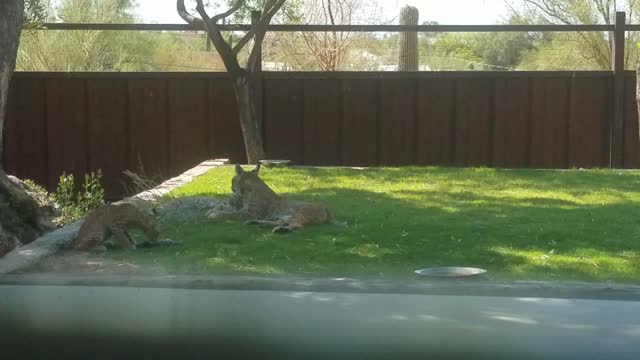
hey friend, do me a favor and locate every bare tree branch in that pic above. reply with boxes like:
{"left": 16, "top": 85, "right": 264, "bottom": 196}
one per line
{"left": 212, "top": 0, "right": 246, "bottom": 23}
{"left": 177, "top": 0, "right": 244, "bottom": 75}
{"left": 246, "top": 0, "right": 287, "bottom": 71}
{"left": 176, "top": 0, "right": 203, "bottom": 26}
{"left": 234, "top": 0, "right": 287, "bottom": 56}
{"left": 524, "top": 0, "right": 572, "bottom": 24}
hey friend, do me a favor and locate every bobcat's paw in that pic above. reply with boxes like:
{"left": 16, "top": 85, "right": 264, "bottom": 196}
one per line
{"left": 272, "top": 226, "right": 292, "bottom": 234}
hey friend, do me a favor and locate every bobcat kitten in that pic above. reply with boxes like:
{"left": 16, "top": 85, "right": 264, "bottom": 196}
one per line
{"left": 72, "top": 202, "right": 159, "bottom": 251}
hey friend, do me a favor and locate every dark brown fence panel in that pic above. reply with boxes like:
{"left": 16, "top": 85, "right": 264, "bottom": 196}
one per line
{"left": 208, "top": 79, "right": 246, "bottom": 164}
{"left": 128, "top": 79, "right": 169, "bottom": 178}
{"left": 263, "top": 79, "right": 304, "bottom": 163}
{"left": 493, "top": 77, "right": 530, "bottom": 168}
{"left": 4, "top": 78, "right": 48, "bottom": 188}
{"left": 341, "top": 79, "right": 379, "bottom": 166}
{"left": 416, "top": 78, "right": 455, "bottom": 165}
{"left": 302, "top": 79, "right": 341, "bottom": 165}
{"left": 624, "top": 74, "right": 640, "bottom": 168}
{"left": 379, "top": 79, "right": 417, "bottom": 166}
{"left": 168, "top": 79, "right": 210, "bottom": 174}
{"left": 6, "top": 71, "right": 637, "bottom": 199}
{"left": 86, "top": 79, "right": 129, "bottom": 199}
{"left": 530, "top": 77, "right": 570, "bottom": 168}
{"left": 454, "top": 79, "right": 493, "bottom": 166}
{"left": 45, "top": 79, "right": 89, "bottom": 188}
{"left": 568, "top": 77, "right": 611, "bottom": 168}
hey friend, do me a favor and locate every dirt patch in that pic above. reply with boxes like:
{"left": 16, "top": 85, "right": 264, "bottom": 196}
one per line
{"left": 15, "top": 250, "right": 169, "bottom": 276}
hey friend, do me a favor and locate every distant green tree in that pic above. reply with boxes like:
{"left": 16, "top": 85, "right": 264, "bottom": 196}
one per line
{"left": 17, "top": 0, "right": 157, "bottom": 71}
{"left": 514, "top": 0, "right": 640, "bottom": 69}
{"left": 423, "top": 15, "right": 538, "bottom": 71}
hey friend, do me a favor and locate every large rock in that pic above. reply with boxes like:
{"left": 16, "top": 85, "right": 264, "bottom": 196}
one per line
{"left": 0, "top": 171, "right": 56, "bottom": 257}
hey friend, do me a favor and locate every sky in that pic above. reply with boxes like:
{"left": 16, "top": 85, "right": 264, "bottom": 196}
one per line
{"left": 135, "top": 0, "right": 509, "bottom": 24}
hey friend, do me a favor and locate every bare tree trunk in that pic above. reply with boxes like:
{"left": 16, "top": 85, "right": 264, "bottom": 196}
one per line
{"left": 0, "top": 0, "right": 24, "bottom": 164}
{"left": 0, "top": 0, "right": 53, "bottom": 257}
{"left": 233, "top": 75, "right": 266, "bottom": 164}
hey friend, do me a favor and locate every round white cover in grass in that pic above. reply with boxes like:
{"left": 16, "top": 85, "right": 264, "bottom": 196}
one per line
{"left": 414, "top": 267, "right": 487, "bottom": 277}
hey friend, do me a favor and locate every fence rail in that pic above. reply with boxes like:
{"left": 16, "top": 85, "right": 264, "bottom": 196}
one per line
{"left": 39, "top": 23, "right": 617, "bottom": 32}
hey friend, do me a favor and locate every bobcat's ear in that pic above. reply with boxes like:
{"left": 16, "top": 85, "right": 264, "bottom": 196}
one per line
{"left": 235, "top": 164, "right": 244, "bottom": 175}
{"left": 151, "top": 208, "right": 158, "bottom": 217}
{"left": 253, "top": 163, "right": 261, "bottom": 174}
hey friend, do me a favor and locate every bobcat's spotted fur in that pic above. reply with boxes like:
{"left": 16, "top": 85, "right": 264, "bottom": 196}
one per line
{"left": 229, "top": 164, "right": 344, "bottom": 233}
{"left": 73, "top": 202, "right": 159, "bottom": 251}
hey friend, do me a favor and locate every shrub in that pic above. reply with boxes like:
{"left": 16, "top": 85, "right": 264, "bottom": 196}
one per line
{"left": 50, "top": 170, "right": 105, "bottom": 226}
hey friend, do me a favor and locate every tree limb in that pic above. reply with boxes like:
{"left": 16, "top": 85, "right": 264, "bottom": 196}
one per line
{"left": 524, "top": 0, "right": 573, "bottom": 24}
{"left": 234, "top": 0, "right": 286, "bottom": 56}
{"left": 211, "top": 0, "right": 246, "bottom": 24}
{"left": 176, "top": 0, "right": 203, "bottom": 27}
{"left": 246, "top": 0, "right": 287, "bottom": 71}
{"left": 177, "top": 0, "right": 244, "bottom": 75}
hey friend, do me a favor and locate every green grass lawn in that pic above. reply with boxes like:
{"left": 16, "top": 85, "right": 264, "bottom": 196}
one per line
{"left": 110, "top": 166, "right": 640, "bottom": 283}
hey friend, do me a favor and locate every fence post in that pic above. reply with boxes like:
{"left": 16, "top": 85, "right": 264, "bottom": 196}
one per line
{"left": 611, "top": 11, "right": 626, "bottom": 168}
{"left": 251, "top": 10, "right": 264, "bottom": 137}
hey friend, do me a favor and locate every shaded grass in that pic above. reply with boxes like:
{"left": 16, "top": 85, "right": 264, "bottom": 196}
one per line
{"left": 110, "top": 166, "right": 640, "bottom": 283}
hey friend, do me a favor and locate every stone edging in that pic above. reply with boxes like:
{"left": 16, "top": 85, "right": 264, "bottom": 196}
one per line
{"left": 0, "top": 159, "right": 229, "bottom": 276}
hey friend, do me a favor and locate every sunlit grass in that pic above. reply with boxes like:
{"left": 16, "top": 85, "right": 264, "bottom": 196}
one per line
{"left": 110, "top": 166, "right": 640, "bottom": 283}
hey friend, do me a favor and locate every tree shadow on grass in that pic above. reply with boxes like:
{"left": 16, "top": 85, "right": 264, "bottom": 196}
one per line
{"left": 117, "top": 173, "right": 640, "bottom": 282}
{"left": 284, "top": 166, "right": 640, "bottom": 199}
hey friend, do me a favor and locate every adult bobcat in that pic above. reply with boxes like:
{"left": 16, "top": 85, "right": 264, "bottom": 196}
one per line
{"left": 229, "top": 164, "right": 345, "bottom": 233}
{"left": 72, "top": 202, "right": 161, "bottom": 251}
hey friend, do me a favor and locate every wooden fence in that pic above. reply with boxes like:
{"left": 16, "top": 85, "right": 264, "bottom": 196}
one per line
{"left": 4, "top": 71, "right": 640, "bottom": 199}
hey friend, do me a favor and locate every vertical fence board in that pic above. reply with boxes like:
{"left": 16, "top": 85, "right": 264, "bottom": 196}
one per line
{"left": 341, "top": 79, "right": 379, "bottom": 166}
{"left": 493, "top": 77, "right": 530, "bottom": 168}
{"left": 303, "top": 79, "right": 341, "bottom": 165}
{"left": 530, "top": 78, "right": 570, "bottom": 168}
{"left": 379, "top": 79, "right": 416, "bottom": 166}
{"left": 86, "top": 79, "right": 129, "bottom": 199}
{"left": 569, "top": 77, "right": 611, "bottom": 168}
{"left": 128, "top": 79, "right": 169, "bottom": 178}
{"left": 454, "top": 79, "right": 493, "bottom": 166}
{"left": 4, "top": 78, "right": 48, "bottom": 188}
{"left": 263, "top": 79, "right": 304, "bottom": 163}
{"left": 45, "top": 78, "right": 88, "bottom": 189}
{"left": 623, "top": 75, "right": 640, "bottom": 168}
{"left": 416, "top": 78, "right": 455, "bottom": 165}
{"left": 168, "top": 79, "right": 209, "bottom": 174}
{"left": 209, "top": 79, "right": 246, "bottom": 164}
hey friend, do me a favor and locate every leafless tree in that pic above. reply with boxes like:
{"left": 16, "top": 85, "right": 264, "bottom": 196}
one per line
{"left": 299, "top": 0, "right": 381, "bottom": 71}
{"left": 177, "top": 0, "right": 286, "bottom": 164}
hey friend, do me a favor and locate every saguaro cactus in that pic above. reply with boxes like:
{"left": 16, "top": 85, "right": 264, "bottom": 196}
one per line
{"left": 398, "top": 5, "right": 419, "bottom": 71}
